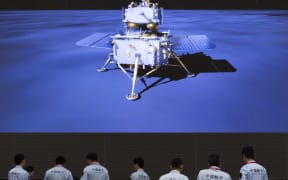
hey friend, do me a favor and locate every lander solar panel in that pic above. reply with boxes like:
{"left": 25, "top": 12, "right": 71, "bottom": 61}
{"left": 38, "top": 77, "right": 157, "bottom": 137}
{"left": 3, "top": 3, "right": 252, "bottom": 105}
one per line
{"left": 171, "top": 35, "right": 216, "bottom": 55}
{"left": 76, "top": 32, "right": 112, "bottom": 49}
{"left": 76, "top": 33, "right": 216, "bottom": 55}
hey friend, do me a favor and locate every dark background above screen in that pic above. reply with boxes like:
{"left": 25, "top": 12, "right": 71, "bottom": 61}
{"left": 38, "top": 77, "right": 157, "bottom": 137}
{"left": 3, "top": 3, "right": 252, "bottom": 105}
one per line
{"left": 0, "top": 0, "right": 288, "bottom": 10}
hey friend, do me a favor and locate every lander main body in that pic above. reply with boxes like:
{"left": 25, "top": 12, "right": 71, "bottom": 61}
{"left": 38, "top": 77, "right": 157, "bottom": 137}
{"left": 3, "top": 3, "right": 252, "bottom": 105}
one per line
{"left": 76, "top": 0, "right": 216, "bottom": 100}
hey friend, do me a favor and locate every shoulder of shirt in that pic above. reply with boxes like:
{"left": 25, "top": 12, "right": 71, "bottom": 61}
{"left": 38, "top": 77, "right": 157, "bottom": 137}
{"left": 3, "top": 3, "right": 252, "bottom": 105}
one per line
{"left": 181, "top": 174, "right": 189, "bottom": 179}
{"left": 65, "top": 168, "right": 72, "bottom": 174}
{"left": 61, "top": 166, "right": 71, "bottom": 172}
{"left": 100, "top": 165, "right": 109, "bottom": 172}
{"left": 256, "top": 163, "right": 266, "bottom": 169}
{"left": 10, "top": 167, "right": 29, "bottom": 175}
{"left": 85, "top": 164, "right": 108, "bottom": 171}
{"left": 240, "top": 163, "right": 266, "bottom": 171}
{"left": 220, "top": 170, "right": 231, "bottom": 177}
{"left": 199, "top": 169, "right": 230, "bottom": 176}
{"left": 242, "top": 162, "right": 264, "bottom": 168}
{"left": 159, "top": 173, "right": 169, "bottom": 179}
{"left": 104, "top": 167, "right": 109, "bottom": 172}
{"left": 46, "top": 167, "right": 57, "bottom": 173}
{"left": 131, "top": 171, "right": 137, "bottom": 175}
{"left": 160, "top": 172, "right": 187, "bottom": 178}
{"left": 174, "top": 173, "right": 189, "bottom": 180}
{"left": 84, "top": 164, "right": 95, "bottom": 169}
{"left": 8, "top": 168, "right": 15, "bottom": 173}
{"left": 256, "top": 163, "right": 267, "bottom": 172}
{"left": 23, "top": 170, "right": 29, "bottom": 175}
{"left": 199, "top": 169, "right": 209, "bottom": 173}
{"left": 130, "top": 171, "right": 137, "bottom": 178}
{"left": 240, "top": 164, "right": 248, "bottom": 171}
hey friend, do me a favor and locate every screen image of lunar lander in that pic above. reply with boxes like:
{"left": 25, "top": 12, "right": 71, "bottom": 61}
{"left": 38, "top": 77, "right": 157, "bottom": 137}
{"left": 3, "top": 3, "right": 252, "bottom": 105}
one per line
{"left": 76, "top": 0, "right": 216, "bottom": 100}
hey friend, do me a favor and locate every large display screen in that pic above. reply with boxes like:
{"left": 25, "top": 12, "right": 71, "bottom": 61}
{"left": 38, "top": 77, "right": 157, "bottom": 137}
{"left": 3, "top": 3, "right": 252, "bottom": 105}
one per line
{"left": 1, "top": 9, "right": 287, "bottom": 132}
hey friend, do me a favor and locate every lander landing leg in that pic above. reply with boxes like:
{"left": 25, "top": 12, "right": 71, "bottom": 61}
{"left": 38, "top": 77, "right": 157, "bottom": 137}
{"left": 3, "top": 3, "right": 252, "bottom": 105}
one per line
{"left": 126, "top": 56, "right": 140, "bottom": 101}
{"left": 171, "top": 52, "right": 196, "bottom": 78}
{"left": 97, "top": 53, "right": 115, "bottom": 72}
{"left": 139, "top": 66, "right": 160, "bottom": 88}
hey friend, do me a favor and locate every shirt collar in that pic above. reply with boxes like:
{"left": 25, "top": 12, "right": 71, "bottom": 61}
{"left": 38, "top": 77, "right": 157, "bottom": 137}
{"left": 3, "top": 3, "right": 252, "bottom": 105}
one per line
{"left": 91, "top": 162, "right": 100, "bottom": 165}
{"left": 15, "top": 165, "right": 23, "bottom": 168}
{"left": 137, "top": 168, "right": 144, "bottom": 172}
{"left": 170, "top": 169, "right": 181, "bottom": 174}
{"left": 210, "top": 166, "right": 221, "bottom": 171}
{"left": 247, "top": 160, "right": 256, "bottom": 164}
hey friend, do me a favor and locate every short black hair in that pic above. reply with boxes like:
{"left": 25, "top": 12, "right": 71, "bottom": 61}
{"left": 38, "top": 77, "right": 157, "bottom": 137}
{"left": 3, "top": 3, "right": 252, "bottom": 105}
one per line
{"left": 242, "top": 146, "right": 255, "bottom": 159}
{"left": 133, "top": 157, "right": 144, "bottom": 168}
{"left": 86, "top": 153, "right": 98, "bottom": 161}
{"left": 73, "top": 176, "right": 80, "bottom": 180}
{"left": 24, "top": 166, "right": 34, "bottom": 173}
{"left": 14, "top": 154, "right": 25, "bottom": 165}
{"left": 56, "top": 156, "right": 66, "bottom": 165}
{"left": 208, "top": 154, "right": 220, "bottom": 167}
{"left": 171, "top": 158, "right": 183, "bottom": 169}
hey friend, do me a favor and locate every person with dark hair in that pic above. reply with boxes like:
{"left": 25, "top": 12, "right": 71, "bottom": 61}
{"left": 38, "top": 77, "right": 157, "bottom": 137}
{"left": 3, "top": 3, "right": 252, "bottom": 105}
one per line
{"left": 24, "top": 166, "right": 34, "bottom": 180}
{"left": 80, "top": 152, "right": 109, "bottom": 180}
{"left": 8, "top": 154, "right": 29, "bottom": 180}
{"left": 197, "top": 154, "right": 231, "bottom": 180}
{"left": 44, "top": 155, "right": 73, "bottom": 180}
{"left": 240, "top": 146, "right": 268, "bottom": 180}
{"left": 159, "top": 158, "right": 188, "bottom": 180}
{"left": 130, "top": 157, "right": 150, "bottom": 180}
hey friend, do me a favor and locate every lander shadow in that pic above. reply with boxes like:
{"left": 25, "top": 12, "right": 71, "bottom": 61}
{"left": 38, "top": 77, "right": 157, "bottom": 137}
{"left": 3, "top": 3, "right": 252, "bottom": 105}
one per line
{"left": 104, "top": 53, "right": 236, "bottom": 99}
{"left": 137, "top": 53, "right": 236, "bottom": 97}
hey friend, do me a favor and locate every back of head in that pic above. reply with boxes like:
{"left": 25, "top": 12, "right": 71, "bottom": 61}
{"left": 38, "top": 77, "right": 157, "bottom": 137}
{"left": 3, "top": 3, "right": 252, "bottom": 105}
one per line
{"left": 56, "top": 155, "right": 66, "bottom": 165}
{"left": 171, "top": 158, "right": 183, "bottom": 169}
{"left": 133, "top": 157, "right": 144, "bottom": 168}
{"left": 73, "top": 176, "right": 80, "bottom": 180}
{"left": 208, "top": 154, "right": 220, "bottom": 167}
{"left": 242, "top": 146, "right": 255, "bottom": 159}
{"left": 14, "top": 154, "right": 25, "bottom": 165}
{"left": 86, "top": 152, "right": 98, "bottom": 162}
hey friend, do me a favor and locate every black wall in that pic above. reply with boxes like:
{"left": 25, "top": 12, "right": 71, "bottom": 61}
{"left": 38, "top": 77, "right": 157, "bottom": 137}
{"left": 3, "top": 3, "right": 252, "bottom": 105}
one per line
{"left": 1, "top": 133, "right": 288, "bottom": 180}
{"left": 0, "top": 0, "right": 288, "bottom": 9}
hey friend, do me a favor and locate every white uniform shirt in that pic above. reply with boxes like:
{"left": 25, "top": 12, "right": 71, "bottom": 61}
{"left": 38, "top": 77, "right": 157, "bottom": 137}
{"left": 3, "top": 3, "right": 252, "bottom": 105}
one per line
{"left": 240, "top": 161, "right": 268, "bottom": 180}
{"left": 197, "top": 166, "right": 231, "bottom": 180}
{"left": 81, "top": 162, "right": 109, "bottom": 180}
{"left": 44, "top": 165, "right": 73, "bottom": 180}
{"left": 130, "top": 168, "right": 150, "bottom": 180}
{"left": 159, "top": 170, "right": 189, "bottom": 180}
{"left": 8, "top": 165, "right": 29, "bottom": 180}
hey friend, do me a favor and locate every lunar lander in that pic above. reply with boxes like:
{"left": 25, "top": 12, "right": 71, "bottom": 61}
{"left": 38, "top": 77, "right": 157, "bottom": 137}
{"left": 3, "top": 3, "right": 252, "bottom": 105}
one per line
{"left": 76, "top": 0, "right": 216, "bottom": 100}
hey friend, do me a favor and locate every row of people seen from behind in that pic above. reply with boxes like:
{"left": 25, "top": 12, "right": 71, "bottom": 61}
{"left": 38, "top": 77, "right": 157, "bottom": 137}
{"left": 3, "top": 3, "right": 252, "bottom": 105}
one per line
{"left": 8, "top": 146, "right": 268, "bottom": 180}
